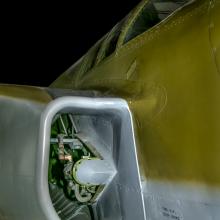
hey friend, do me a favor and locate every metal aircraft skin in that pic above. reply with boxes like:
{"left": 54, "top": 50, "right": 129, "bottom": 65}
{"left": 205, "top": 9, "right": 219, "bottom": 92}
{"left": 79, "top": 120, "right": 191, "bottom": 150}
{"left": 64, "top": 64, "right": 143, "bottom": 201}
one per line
{"left": 0, "top": 0, "right": 220, "bottom": 220}
{"left": 52, "top": 0, "right": 220, "bottom": 191}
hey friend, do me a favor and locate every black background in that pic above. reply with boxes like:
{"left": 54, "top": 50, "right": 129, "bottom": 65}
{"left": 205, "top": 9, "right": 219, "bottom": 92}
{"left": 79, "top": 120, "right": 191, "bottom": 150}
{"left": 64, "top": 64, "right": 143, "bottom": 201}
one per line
{"left": 1, "top": 1, "right": 140, "bottom": 87}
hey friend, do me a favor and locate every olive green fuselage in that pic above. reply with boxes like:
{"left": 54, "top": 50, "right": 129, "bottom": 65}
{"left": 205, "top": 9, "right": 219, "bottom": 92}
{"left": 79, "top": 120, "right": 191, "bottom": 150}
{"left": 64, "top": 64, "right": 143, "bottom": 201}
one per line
{"left": 51, "top": 0, "right": 220, "bottom": 186}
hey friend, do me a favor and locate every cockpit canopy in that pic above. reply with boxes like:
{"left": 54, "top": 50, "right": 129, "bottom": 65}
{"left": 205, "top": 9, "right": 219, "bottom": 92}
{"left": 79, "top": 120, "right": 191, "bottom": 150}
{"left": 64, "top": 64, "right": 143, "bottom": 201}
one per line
{"left": 74, "top": 0, "right": 193, "bottom": 75}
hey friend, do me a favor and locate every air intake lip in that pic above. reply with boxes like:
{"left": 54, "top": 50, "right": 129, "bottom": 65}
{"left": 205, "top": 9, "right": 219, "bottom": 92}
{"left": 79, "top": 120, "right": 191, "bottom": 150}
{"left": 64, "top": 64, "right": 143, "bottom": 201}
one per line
{"left": 37, "top": 96, "right": 146, "bottom": 220}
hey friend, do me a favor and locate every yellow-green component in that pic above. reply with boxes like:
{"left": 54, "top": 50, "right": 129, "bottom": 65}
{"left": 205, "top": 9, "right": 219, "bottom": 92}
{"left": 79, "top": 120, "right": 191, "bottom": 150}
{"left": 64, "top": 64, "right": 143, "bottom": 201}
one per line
{"left": 0, "top": 84, "right": 52, "bottom": 103}
{"left": 51, "top": 0, "right": 220, "bottom": 186}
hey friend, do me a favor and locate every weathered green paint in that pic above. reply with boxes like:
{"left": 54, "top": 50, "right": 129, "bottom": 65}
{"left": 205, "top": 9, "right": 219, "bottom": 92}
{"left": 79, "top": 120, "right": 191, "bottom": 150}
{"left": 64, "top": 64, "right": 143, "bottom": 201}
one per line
{"left": 51, "top": 0, "right": 220, "bottom": 186}
{"left": 0, "top": 84, "right": 52, "bottom": 103}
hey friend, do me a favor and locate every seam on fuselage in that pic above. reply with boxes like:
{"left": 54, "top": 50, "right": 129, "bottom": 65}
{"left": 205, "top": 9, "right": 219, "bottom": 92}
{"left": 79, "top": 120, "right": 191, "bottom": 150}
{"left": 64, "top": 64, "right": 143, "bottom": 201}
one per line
{"left": 208, "top": 0, "right": 220, "bottom": 75}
